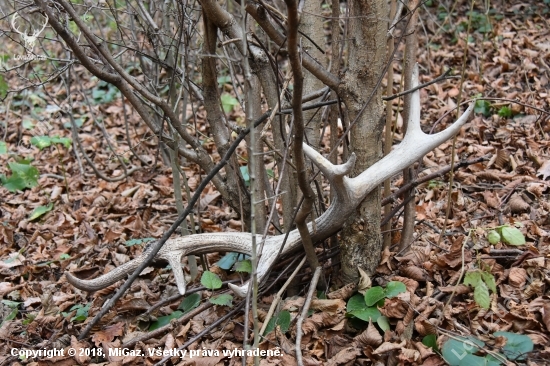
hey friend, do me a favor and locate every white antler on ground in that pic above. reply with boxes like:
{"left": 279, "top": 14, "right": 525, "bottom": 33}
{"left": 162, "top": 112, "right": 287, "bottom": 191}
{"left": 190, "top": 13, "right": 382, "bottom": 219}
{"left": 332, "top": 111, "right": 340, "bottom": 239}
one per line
{"left": 66, "top": 65, "right": 474, "bottom": 296}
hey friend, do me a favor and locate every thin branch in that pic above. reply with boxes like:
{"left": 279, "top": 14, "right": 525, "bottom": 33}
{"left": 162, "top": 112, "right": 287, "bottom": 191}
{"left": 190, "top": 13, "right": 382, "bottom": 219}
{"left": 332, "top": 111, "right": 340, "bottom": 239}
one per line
{"left": 383, "top": 69, "right": 455, "bottom": 101}
{"left": 295, "top": 266, "right": 321, "bottom": 366}
{"left": 259, "top": 256, "right": 307, "bottom": 335}
{"left": 284, "top": 0, "right": 324, "bottom": 289}
{"left": 246, "top": 2, "right": 340, "bottom": 91}
{"left": 381, "top": 155, "right": 488, "bottom": 206}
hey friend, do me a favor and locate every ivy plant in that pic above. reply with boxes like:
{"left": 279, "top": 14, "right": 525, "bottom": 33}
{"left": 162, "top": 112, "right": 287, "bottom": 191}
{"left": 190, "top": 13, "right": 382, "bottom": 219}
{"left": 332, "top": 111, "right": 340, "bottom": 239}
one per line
{"left": 441, "top": 332, "right": 533, "bottom": 366}
{"left": 346, "top": 281, "right": 406, "bottom": 330}
{"left": 464, "top": 269, "right": 497, "bottom": 309}
{"left": 0, "top": 160, "right": 39, "bottom": 192}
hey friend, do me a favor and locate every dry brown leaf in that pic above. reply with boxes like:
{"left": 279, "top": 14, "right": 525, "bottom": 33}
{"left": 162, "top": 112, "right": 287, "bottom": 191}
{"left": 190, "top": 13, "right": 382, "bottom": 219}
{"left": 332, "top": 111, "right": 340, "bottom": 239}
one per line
{"left": 91, "top": 322, "right": 125, "bottom": 347}
{"left": 536, "top": 160, "right": 550, "bottom": 180}
{"left": 524, "top": 280, "right": 545, "bottom": 299}
{"left": 354, "top": 320, "right": 383, "bottom": 347}
{"left": 373, "top": 340, "right": 406, "bottom": 355}
{"left": 71, "top": 336, "right": 91, "bottom": 365}
{"left": 508, "top": 267, "right": 527, "bottom": 288}
{"left": 438, "top": 285, "right": 471, "bottom": 294}
{"left": 309, "top": 299, "right": 346, "bottom": 315}
{"left": 482, "top": 191, "right": 500, "bottom": 208}
{"left": 379, "top": 298, "right": 408, "bottom": 319}
{"left": 509, "top": 193, "right": 530, "bottom": 213}
{"left": 495, "top": 149, "right": 510, "bottom": 169}
{"left": 325, "top": 346, "right": 360, "bottom": 366}
{"left": 399, "top": 265, "right": 426, "bottom": 282}
{"left": 327, "top": 282, "right": 356, "bottom": 300}
{"left": 301, "top": 312, "right": 344, "bottom": 335}
{"left": 398, "top": 348, "right": 421, "bottom": 362}
{"left": 414, "top": 340, "right": 435, "bottom": 359}
{"left": 357, "top": 267, "right": 372, "bottom": 294}
{"left": 391, "top": 276, "right": 419, "bottom": 293}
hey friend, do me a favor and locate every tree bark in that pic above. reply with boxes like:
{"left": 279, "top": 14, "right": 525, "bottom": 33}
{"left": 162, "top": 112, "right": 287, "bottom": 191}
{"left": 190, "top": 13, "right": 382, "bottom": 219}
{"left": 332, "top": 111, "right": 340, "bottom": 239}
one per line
{"left": 339, "top": 0, "right": 388, "bottom": 284}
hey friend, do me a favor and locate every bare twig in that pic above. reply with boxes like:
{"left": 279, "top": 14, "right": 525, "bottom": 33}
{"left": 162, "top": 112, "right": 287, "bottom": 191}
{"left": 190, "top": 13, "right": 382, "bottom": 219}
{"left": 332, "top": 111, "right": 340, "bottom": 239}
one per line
{"left": 260, "top": 256, "right": 307, "bottom": 335}
{"left": 399, "top": 0, "right": 420, "bottom": 252}
{"left": 284, "top": 0, "right": 325, "bottom": 289}
{"left": 295, "top": 266, "right": 321, "bottom": 366}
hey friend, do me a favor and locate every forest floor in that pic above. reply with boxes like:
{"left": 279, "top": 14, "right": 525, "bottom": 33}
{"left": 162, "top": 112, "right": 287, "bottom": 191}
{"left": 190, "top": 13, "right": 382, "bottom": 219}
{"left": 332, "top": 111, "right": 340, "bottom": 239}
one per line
{"left": 0, "top": 1, "right": 549, "bottom": 365}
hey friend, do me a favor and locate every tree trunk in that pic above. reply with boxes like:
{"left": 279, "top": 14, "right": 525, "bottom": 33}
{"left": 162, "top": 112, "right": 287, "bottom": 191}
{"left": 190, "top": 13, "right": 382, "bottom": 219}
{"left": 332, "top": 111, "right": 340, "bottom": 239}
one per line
{"left": 339, "top": 0, "right": 388, "bottom": 284}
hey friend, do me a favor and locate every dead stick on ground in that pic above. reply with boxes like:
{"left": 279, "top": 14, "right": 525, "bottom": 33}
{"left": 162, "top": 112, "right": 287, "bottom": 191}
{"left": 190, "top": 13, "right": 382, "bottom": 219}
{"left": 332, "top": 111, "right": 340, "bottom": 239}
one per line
{"left": 295, "top": 266, "right": 321, "bottom": 366}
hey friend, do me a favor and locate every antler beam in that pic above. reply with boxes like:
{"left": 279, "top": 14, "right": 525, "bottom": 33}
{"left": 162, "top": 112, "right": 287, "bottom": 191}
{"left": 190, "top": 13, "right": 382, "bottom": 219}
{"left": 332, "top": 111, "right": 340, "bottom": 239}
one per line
{"left": 66, "top": 65, "right": 474, "bottom": 297}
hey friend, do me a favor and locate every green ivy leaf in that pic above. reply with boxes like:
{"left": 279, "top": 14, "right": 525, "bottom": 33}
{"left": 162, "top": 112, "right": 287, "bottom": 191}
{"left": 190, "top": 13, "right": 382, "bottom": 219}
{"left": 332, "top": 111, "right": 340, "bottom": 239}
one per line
{"left": 29, "top": 203, "right": 54, "bottom": 221}
{"left": 276, "top": 310, "right": 291, "bottom": 333}
{"left": 500, "top": 226, "right": 525, "bottom": 246}
{"left": 50, "top": 137, "right": 72, "bottom": 149}
{"left": 234, "top": 259, "right": 252, "bottom": 273}
{"left": 348, "top": 307, "right": 381, "bottom": 322}
{"left": 22, "top": 119, "right": 35, "bottom": 129}
{"left": 464, "top": 271, "right": 482, "bottom": 288}
{"left": 263, "top": 310, "right": 291, "bottom": 335}
{"left": 221, "top": 93, "right": 239, "bottom": 113}
{"left": 209, "top": 293, "right": 233, "bottom": 307}
{"left": 347, "top": 294, "right": 366, "bottom": 312}
{"left": 0, "top": 141, "right": 7, "bottom": 154}
{"left": 384, "top": 281, "right": 406, "bottom": 298}
{"left": 217, "top": 75, "right": 231, "bottom": 85}
{"left": 377, "top": 316, "right": 390, "bottom": 331}
{"left": 441, "top": 336, "right": 485, "bottom": 366}
{"left": 364, "top": 286, "right": 385, "bottom": 307}
{"left": 422, "top": 334, "right": 438, "bottom": 352}
{"left": 2, "top": 162, "right": 39, "bottom": 192}
{"left": 2, "top": 300, "right": 21, "bottom": 308}
{"left": 481, "top": 272, "right": 497, "bottom": 293}
{"left": 1, "top": 175, "right": 26, "bottom": 192}
{"left": 177, "top": 293, "right": 201, "bottom": 315}
{"left": 30, "top": 136, "right": 52, "bottom": 150}
{"left": 201, "top": 271, "right": 222, "bottom": 290}
{"left": 149, "top": 310, "right": 183, "bottom": 330}
{"left": 473, "top": 281, "right": 490, "bottom": 309}
{"left": 0, "top": 74, "right": 7, "bottom": 99}
{"left": 498, "top": 106, "right": 512, "bottom": 118}
{"left": 474, "top": 100, "right": 492, "bottom": 117}
{"left": 70, "top": 303, "right": 91, "bottom": 322}
{"left": 494, "top": 331, "right": 533, "bottom": 361}
{"left": 487, "top": 230, "right": 501, "bottom": 244}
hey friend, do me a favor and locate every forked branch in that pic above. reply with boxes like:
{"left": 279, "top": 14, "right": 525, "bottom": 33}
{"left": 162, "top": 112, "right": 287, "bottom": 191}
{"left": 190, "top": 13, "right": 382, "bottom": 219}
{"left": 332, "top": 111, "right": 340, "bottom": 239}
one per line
{"left": 66, "top": 65, "right": 475, "bottom": 297}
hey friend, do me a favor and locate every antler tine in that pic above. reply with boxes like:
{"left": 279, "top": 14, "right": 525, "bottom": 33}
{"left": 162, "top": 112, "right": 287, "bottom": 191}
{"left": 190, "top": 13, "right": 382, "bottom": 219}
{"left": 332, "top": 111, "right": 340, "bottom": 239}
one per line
{"left": 33, "top": 14, "right": 49, "bottom": 37}
{"left": 11, "top": 13, "right": 22, "bottom": 33}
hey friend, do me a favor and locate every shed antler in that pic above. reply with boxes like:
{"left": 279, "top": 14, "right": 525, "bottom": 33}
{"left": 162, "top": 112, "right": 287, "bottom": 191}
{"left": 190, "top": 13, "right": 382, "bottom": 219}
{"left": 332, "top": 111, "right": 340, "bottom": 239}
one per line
{"left": 66, "top": 65, "right": 474, "bottom": 297}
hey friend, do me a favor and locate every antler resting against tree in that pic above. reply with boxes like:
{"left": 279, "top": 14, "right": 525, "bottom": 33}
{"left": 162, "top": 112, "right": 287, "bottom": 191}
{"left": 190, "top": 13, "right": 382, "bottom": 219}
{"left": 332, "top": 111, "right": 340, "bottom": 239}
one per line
{"left": 65, "top": 67, "right": 475, "bottom": 297}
